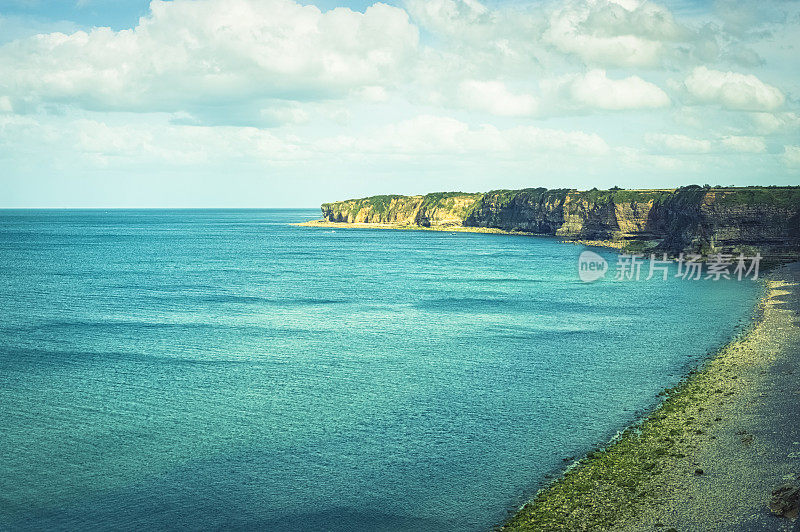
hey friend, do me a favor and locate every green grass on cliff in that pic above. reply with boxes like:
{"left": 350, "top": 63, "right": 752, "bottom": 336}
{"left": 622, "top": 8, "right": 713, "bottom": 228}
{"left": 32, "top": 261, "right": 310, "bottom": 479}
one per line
{"left": 420, "top": 192, "right": 483, "bottom": 218}
{"left": 351, "top": 195, "right": 405, "bottom": 215}
{"left": 477, "top": 188, "right": 677, "bottom": 209}
{"left": 323, "top": 187, "right": 800, "bottom": 227}
{"left": 329, "top": 192, "right": 482, "bottom": 217}
{"left": 327, "top": 187, "right": 799, "bottom": 213}
{"left": 422, "top": 191, "right": 482, "bottom": 202}
{"left": 554, "top": 185, "right": 799, "bottom": 209}
{"left": 712, "top": 187, "right": 800, "bottom": 209}
{"left": 577, "top": 189, "right": 674, "bottom": 205}
{"left": 478, "top": 188, "right": 571, "bottom": 207}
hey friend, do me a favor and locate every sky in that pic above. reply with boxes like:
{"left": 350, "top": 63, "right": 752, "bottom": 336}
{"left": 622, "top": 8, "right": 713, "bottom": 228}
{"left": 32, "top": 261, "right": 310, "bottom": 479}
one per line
{"left": 0, "top": 0, "right": 798, "bottom": 207}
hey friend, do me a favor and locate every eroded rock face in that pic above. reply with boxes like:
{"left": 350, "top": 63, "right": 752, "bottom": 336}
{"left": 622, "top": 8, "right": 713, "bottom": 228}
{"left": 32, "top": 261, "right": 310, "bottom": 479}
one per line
{"left": 320, "top": 187, "right": 800, "bottom": 259}
{"left": 321, "top": 193, "right": 483, "bottom": 227}
{"left": 322, "top": 195, "right": 424, "bottom": 224}
{"left": 463, "top": 188, "right": 569, "bottom": 233}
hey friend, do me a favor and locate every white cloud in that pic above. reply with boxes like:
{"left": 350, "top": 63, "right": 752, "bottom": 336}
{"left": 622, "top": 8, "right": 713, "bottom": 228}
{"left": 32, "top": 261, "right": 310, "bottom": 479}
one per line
{"left": 0, "top": 112, "right": 611, "bottom": 168}
{"left": 309, "top": 115, "right": 609, "bottom": 157}
{"left": 506, "top": 124, "right": 610, "bottom": 156}
{"left": 404, "top": 0, "right": 491, "bottom": 38}
{"left": 258, "top": 105, "right": 310, "bottom": 126}
{"left": 363, "top": 115, "right": 470, "bottom": 154}
{"left": 725, "top": 47, "right": 764, "bottom": 68}
{"left": 404, "top": 0, "right": 715, "bottom": 76}
{"left": 543, "top": 0, "right": 690, "bottom": 67}
{"left": 683, "top": 66, "right": 785, "bottom": 111}
{"left": 783, "top": 146, "right": 800, "bottom": 169}
{"left": 646, "top": 133, "right": 771, "bottom": 155}
{"left": 615, "top": 146, "right": 695, "bottom": 171}
{"left": 371, "top": 113, "right": 607, "bottom": 156}
{"left": 76, "top": 121, "right": 155, "bottom": 157}
{"left": 0, "top": 113, "right": 309, "bottom": 166}
{"left": 0, "top": 0, "right": 419, "bottom": 119}
{"left": 543, "top": 69, "right": 669, "bottom": 111}
{"left": 402, "top": 0, "right": 553, "bottom": 90}
{"left": 719, "top": 135, "right": 766, "bottom": 153}
{"left": 750, "top": 112, "right": 800, "bottom": 135}
{"left": 456, "top": 80, "right": 538, "bottom": 116}
{"left": 353, "top": 85, "right": 389, "bottom": 103}
{"left": 645, "top": 133, "right": 712, "bottom": 153}
{"left": 1, "top": 0, "right": 799, "bottom": 201}
{"left": 713, "top": 0, "right": 787, "bottom": 37}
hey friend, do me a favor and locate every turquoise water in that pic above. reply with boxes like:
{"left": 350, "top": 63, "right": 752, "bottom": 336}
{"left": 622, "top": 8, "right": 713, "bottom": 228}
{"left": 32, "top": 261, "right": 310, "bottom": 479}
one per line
{"left": 0, "top": 209, "right": 758, "bottom": 531}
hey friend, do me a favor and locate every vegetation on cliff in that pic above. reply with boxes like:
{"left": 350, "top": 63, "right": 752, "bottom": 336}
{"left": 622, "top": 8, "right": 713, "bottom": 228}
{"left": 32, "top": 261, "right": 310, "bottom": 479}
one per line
{"left": 319, "top": 186, "right": 800, "bottom": 259}
{"left": 711, "top": 186, "right": 800, "bottom": 209}
{"left": 322, "top": 192, "right": 482, "bottom": 225}
{"left": 321, "top": 194, "right": 405, "bottom": 221}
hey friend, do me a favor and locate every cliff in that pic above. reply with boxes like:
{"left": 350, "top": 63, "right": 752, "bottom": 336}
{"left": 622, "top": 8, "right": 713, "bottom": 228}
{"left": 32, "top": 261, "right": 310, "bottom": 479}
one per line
{"left": 318, "top": 187, "right": 800, "bottom": 259}
{"left": 321, "top": 192, "right": 483, "bottom": 226}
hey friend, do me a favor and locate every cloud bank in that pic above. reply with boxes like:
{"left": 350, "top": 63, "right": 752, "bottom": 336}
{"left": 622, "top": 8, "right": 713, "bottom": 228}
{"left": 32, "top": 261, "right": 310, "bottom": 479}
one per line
{"left": 0, "top": 0, "right": 798, "bottom": 207}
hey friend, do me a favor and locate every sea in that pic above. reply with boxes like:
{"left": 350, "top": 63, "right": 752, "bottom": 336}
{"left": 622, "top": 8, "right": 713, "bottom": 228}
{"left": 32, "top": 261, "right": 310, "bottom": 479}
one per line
{"left": 0, "top": 209, "right": 759, "bottom": 531}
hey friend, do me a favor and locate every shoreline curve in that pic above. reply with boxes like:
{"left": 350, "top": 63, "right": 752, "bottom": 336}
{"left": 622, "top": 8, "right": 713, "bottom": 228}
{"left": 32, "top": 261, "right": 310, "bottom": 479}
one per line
{"left": 501, "top": 262, "right": 800, "bottom": 531}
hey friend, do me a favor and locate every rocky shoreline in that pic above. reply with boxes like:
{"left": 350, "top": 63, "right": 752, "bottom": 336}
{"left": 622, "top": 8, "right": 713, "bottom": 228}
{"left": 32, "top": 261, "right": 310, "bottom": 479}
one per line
{"left": 501, "top": 262, "right": 800, "bottom": 531}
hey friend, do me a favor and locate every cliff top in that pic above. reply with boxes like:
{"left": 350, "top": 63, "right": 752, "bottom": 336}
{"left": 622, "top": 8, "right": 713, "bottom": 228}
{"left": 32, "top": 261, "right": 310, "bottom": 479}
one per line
{"left": 325, "top": 185, "right": 800, "bottom": 208}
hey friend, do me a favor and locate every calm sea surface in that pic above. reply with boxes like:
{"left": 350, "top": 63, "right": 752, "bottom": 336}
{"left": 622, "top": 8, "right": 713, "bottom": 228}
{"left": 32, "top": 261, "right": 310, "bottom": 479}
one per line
{"left": 0, "top": 209, "right": 758, "bottom": 531}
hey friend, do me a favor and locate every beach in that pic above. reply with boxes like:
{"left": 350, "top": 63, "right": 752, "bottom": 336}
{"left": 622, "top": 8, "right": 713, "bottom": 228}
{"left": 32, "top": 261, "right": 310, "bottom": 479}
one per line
{"left": 503, "top": 262, "right": 800, "bottom": 531}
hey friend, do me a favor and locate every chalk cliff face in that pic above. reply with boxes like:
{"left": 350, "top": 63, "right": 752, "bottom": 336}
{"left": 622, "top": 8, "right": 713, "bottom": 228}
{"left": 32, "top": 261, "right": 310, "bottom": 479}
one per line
{"left": 319, "top": 187, "right": 800, "bottom": 258}
{"left": 321, "top": 193, "right": 482, "bottom": 227}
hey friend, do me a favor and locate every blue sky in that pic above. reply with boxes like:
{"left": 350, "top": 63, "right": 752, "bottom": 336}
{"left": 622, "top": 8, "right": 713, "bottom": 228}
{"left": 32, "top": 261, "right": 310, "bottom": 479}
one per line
{"left": 0, "top": 0, "right": 798, "bottom": 207}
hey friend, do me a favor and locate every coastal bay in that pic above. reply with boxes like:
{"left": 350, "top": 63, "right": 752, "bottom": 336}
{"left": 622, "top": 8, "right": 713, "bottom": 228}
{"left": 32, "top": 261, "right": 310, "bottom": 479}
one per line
{"left": 0, "top": 209, "right": 759, "bottom": 531}
{"left": 298, "top": 188, "right": 800, "bottom": 530}
{"left": 5, "top": 0, "right": 799, "bottom": 529}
